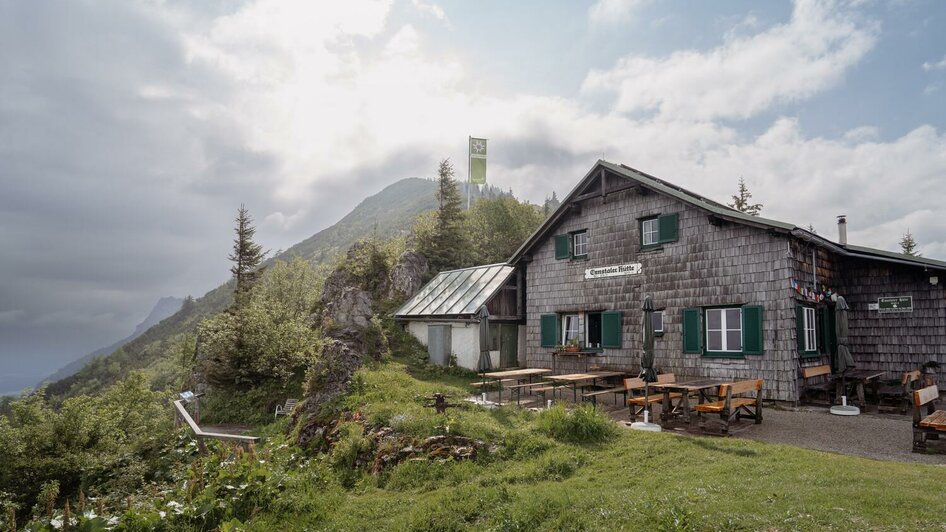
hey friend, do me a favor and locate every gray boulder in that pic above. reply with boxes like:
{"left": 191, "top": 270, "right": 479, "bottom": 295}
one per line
{"left": 388, "top": 250, "right": 428, "bottom": 300}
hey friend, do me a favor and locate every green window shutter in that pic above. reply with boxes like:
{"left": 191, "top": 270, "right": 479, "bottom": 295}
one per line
{"left": 601, "top": 311, "right": 622, "bottom": 348}
{"left": 795, "top": 305, "right": 806, "bottom": 354}
{"left": 554, "top": 234, "right": 570, "bottom": 259}
{"left": 741, "top": 305, "right": 764, "bottom": 355}
{"left": 682, "top": 308, "right": 701, "bottom": 353}
{"left": 657, "top": 212, "right": 679, "bottom": 243}
{"left": 540, "top": 314, "right": 558, "bottom": 347}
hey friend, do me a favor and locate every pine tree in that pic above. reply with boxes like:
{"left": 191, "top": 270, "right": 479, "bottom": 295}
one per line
{"left": 900, "top": 230, "right": 920, "bottom": 256}
{"left": 228, "top": 204, "right": 266, "bottom": 305}
{"left": 424, "top": 159, "right": 467, "bottom": 271}
{"left": 728, "top": 177, "right": 763, "bottom": 216}
{"left": 543, "top": 191, "right": 561, "bottom": 217}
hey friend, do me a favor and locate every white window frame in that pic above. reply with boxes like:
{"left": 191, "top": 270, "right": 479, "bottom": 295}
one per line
{"left": 803, "top": 307, "right": 817, "bottom": 352}
{"left": 705, "top": 307, "right": 743, "bottom": 353}
{"left": 562, "top": 314, "right": 580, "bottom": 345}
{"left": 572, "top": 231, "right": 588, "bottom": 257}
{"left": 652, "top": 311, "right": 664, "bottom": 334}
{"left": 642, "top": 218, "right": 659, "bottom": 246}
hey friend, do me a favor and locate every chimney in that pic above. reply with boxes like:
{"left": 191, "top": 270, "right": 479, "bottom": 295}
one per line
{"left": 837, "top": 215, "right": 847, "bottom": 246}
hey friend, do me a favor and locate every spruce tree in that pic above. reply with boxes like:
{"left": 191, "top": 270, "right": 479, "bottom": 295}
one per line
{"left": 228, "top": 204, "right": 266, "bottom": 305}
{"left": 427, "top": 159, "right": 466, "bottom": 271}
{"left": 900, "top": 230, "right": 920, "bottom": 256}
{"left": 728, "top": 177, "right": 763, "bottom": 215}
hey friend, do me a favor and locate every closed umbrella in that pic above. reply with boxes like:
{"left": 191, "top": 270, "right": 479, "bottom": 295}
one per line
{"left": 476, "top": 307, "right": 493, "bottom": 373}
{"left": 831, "top": 295, "right": 859, "bottom": 415}
{"left": 631, "top": 295, "right": 661, "bottom": 431}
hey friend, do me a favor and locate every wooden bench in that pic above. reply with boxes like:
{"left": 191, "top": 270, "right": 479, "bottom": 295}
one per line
{"left": 509, "top": 381, "right": 553, "bottom": 405}
{"left": 532, "top": 384, "right": 569, "bottom": 403}
{"left": 275, "top": 398, "right": 298, "bottom": 418}
{"left": 912, "top": 385, "right": 945, "bottom": 453}
{"left": 627, "top": 374, "right": 682, "bottom": 421}
{"left": 800, "top": 365, "right": 835, "bottom": 405}
{"left": 695, "top": 379, "right": 763, "bottom": 435}
{"left": 470, "top": 379, "right": 514, "bottom": 389}
{"left": 878, "top": 370, "right": 921, "bottom": 414}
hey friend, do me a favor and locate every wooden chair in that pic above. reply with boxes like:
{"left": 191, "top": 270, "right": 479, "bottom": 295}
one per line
{"left": 912, "top": 385, "right": 946, "bottom": 453}
{"left": 275, "top": 398, "right": 298, "bottom": 419}
{"left": 878, "top": 370, "right": 921, "bottom": 414}
{"left": 800, "top": 365, "right": 834, "bottom": 405}
{"left": 627, "top": 373, "right": 681, "bottom": 421}
{"left": 695, "top": 379, "right": 763, "bottom": 435}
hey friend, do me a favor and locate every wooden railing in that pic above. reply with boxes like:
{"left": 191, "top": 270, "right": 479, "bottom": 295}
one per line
{"left": 173, "top": 399, "right": 259, "bottom": 453}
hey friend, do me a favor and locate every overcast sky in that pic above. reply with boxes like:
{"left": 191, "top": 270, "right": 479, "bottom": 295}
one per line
{"left": 1, "top": 0, "right": 945, "bottom": 394}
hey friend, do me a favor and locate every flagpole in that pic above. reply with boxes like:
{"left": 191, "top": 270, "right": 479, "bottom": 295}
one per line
{"left": 467, "top": 136, "right": 471, "bottom": 210}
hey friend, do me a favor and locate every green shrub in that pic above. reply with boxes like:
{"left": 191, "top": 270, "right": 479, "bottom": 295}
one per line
{"left": 534, "top": 403, "right": 618, "bottom": 444}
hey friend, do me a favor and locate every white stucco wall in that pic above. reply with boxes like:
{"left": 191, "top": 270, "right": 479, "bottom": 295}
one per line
{"left": 405, "top": 321, "right": 498, "bottom": 370}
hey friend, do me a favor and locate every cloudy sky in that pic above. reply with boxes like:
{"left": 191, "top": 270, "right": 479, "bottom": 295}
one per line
{"left": 1, "top": 0, "right": 945, "bottom": 393}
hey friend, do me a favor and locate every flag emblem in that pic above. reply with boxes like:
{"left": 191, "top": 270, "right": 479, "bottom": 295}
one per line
{"left": 469, "top": 137, "right": 487, "bottom": 185}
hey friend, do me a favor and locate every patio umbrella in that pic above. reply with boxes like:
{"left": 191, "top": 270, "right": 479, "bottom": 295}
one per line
{"left": 831, "top": 295, "right": 859, "bottom": 415}
{"left": 632, "top": 295, "right": 661, "bottom": 431}
{"left": 476, "top": 307, "right": 493, "bottom": 373}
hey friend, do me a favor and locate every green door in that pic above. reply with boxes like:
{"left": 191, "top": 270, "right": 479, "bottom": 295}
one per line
{"left": 822, "top": 307, "right": 838, "bottom": 370}
{"left": 500, "top": 324, "right": 519, "bottom": 368}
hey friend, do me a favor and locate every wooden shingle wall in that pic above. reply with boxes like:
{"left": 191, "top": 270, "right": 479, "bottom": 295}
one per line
{"left": 790, "top": 239, "right": 946, "bottom": 389}
{"left": 524, "top": 189, "right": 798, "bottom": 401}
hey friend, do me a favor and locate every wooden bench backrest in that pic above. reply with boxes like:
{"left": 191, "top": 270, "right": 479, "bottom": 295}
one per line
{"left": 902, "top": 370, "right": 922, "bottom": 386}
{"left": 721, "top": 379, "right": 763, "bottom": 396}
{"left": 914, "top": 385, "right": 939, "bottom": 407}
{"left": 623, "top": 377, "right": 645, "bottom": 390}
{"left": 656, "top": 373, "right": 675, "bottom": 384}
{"left": 801, "top": 365, "right": 831, "bottom": 379}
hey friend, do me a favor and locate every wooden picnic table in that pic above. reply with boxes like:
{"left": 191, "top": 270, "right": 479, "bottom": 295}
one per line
{"left": 548, "top": 371, "right": 626, "bottom": 403}
{"left": 650, "top": 378, "right": 732, "bottom": 425}
{"left": 482, "top": 368, "right": 552, "bottom": 403}
{"left": 836, "top": 369, "right": 886, "bottom": 409}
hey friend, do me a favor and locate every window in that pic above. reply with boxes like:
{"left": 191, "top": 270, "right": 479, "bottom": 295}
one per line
{"left": 562, "top": 314, "right": 580, "bottom": 344}
{"left": 796, "top": 305, "right": 820, "bottom": 356}
{"left": 705, "top": 308, "right": 742, "bottom": 353}
{"left": 652, "top": 311, "right": 664, "bottom": 335}
{"left": 554, "top": 229, "right": 589, "bottom": 260}
{"left": 585, "top": 312, "right": 602, "bottom": 348}
{"left": 804, "top": 307, "right": 816, "bottom": 352}
{"left": 540, "top": 311, "right": 622, "bottom": 349}
{"left": 572, "top": 231, "right": 588, "bottom": 258}
{"left": 641, "top": 217, "right": 659, "bottom": 246}
{"left": 639, "top": 213, "right": 679, "bottom": 248}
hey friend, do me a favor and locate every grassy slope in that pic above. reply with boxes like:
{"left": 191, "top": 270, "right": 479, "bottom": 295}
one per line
{"left": 243, "top": 358, "right": 945, "bottom": 531}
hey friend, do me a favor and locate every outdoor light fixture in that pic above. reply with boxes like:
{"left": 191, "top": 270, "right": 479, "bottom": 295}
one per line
{"left": 931, "top": 276, "right": 939, "bottom": 286}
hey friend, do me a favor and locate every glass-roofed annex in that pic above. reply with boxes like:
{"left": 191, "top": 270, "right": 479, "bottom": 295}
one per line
{"left": 393, "top": 263, "right": 524, "bottom": 370}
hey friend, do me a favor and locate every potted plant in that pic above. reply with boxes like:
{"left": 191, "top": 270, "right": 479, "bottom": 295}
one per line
{"left": 922, "top": 360, "right": 941, "bottom": 387}
{"left": 564, "top": 338, "right": 581, "bottom": 353}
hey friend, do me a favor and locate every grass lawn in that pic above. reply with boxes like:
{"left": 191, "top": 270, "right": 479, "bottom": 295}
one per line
{"left": 240, "top": 358, "right": 946, "bottom": 531}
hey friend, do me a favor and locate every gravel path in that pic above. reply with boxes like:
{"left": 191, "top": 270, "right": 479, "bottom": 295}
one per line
{"left": 603, "top": 401, "right": 946, "bottom": 465}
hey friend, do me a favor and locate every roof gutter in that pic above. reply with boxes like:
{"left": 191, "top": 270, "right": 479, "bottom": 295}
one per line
{"left": 791, "top": 229, "right": 945, "bottom": 271}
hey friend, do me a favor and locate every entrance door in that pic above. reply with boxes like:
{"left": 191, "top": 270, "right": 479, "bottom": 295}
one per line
{"left": 499, "top": 324, "right": 519, "bottom": 368}
{"left": 818, "top": 307, "right": 838, "bottom": 369}
{"left": 427, "top": 325, "right": 452, "bottom": 366}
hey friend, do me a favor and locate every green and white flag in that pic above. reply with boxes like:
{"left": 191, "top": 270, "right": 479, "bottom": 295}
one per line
{"left": 469, "top": 137, "right": 487, "bottom": 185}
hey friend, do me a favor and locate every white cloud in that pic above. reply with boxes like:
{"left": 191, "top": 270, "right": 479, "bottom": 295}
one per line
{"left": 922, "top": 54, "right": 946, "bottom": 71}
{"left": 588, "top": 0, "right": 651, "bottom": 27}
{"left": 582, "top": 0, "right": 878, "bottom": 120}
{"left": 411, "top": 0, "right": 448, "bottom": 22}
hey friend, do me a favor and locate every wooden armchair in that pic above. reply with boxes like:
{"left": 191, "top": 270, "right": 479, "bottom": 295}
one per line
{"left": 695, "top": 379, "right": 763, "bottom": 435}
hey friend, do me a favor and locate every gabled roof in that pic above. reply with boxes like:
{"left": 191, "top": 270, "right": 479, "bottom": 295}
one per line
{"left": 393, "top": 263, "right": 515, "bottom": 318}
{"left": 509, "top": 160, "right": 946, "bottom": 271}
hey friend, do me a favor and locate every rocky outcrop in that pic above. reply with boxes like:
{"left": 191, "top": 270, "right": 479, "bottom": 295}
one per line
{"left": 294, "top": 338, "right": 363, "bottom": 448}
{"left": 388, "top": 250, "right": 428, "bottom": 300}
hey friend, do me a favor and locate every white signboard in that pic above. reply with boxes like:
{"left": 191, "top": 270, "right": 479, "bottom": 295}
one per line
{"left": 585, "top": 263, "right": 643, "bottom": 280}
